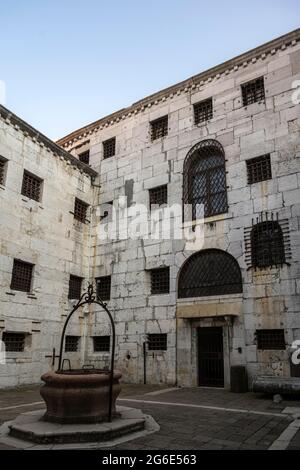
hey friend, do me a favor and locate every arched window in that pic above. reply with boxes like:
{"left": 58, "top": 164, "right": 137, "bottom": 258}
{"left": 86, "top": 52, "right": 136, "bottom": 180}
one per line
{"left": 251, "top": 221, "right": 285, "bottom": 268}
{"left": 183, "top": 140, "right": 227, "bottom": 220}
{"left": 178, "top": 249, "right": 242, "bottom": 298}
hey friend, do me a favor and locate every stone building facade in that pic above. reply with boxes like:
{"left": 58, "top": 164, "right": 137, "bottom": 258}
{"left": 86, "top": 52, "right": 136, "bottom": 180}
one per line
{"left": 0, "top": 28, "right": 300, "bottom": 388}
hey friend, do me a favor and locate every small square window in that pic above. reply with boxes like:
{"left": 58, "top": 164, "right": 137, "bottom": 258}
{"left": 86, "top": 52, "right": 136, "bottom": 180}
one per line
{"left": 96, "top": 275, "right": 111, "bottom": 301}
{"left": 148, "top": 333, "right": 167, "bottom": 351}
{"left": 93, "top": 336, "right": 110, "bottom": 352}
{"left": 78, "top": 150, "right": 90, "bottom": 165}
{"left": 74, "top": 197, "right": 89, "bottom": 223}
{"left": 68, "top": 275, "right": 83, "bottom": 299}
{"left": 2, "top": 332, "right": 26, "bottom": 352}
{"left": 0, "top": 157, "right": 8, "bottom": 186}
{"left": 10, "top": 259, "right": 34, "bottom": 292}
{"left": 65, "top": 335, "right": 80, "bottom": 352}
{"left": 241, "top": 77, "right": 265, "bottom": 106}
{"left": 150, "top": 267, "right": 170, "bottom": 294}
{"left": 103, "top": 138, "right": 116, "bottom": 159}
{"left": 149, "top": 185, "right": 167, "bottom": 209}
{"left": 21, "top": 170, "right": 43, "bottom": 202}
{"left": 194, "top": 98, "right": 213, "bottom": 124}
{"left": 246, "top": 154, "right": 272, "bottom": 184}
{"left": 150, "top": 116, "right": 168, "bottom": 141}
{"left": 256, "top": 329, "right": 285, "bottom": 350}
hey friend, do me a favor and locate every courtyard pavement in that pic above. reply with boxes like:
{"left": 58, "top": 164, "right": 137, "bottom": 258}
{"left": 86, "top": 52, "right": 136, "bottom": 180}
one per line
{"left": 0, "top": 383, "right": 300, "bottom": 450}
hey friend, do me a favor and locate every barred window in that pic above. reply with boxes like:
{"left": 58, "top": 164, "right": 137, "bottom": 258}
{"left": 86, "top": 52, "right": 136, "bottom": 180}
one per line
{"left": 74, "top": 197, "right": 88, "bottom": 223}
{"left": 2, "top": 332, "right": 26, "bottom": 352}
{"left": 149, "top": 185, "right": 167, "bottom": 209}
{"left": 65, "top": 336, "right": 80, "bottom": 352}
{"left": 96, "top": 275, "right": 111, "bottom": 301}
{"left": 103, "top": 137, "right": 116, "bottom": 159}
{"left": 10, "top": 259, "right": 34, "bottom": 292}
{"left": 21, "top": 170, "right": 42, "bottom": 202}
{"left": 178, "top": 249, "right": 242, "bottom": 298}
{"left": 78, "top": 150, "right": 90, "bottom": 165}
{"left": 68, "top": 275, "right": 83, "bottom": 299}
{"left": 256, "top": 330, "right": 285, "bottom": 350}
{"left": 148, "top": 333, "right": 167, "bottom": 351}
{"left": 246, "top": 154, "right": 272, "bottom": 184}
{"left": 251, "top": 221, "right": 285, "bottom": 268}
{"left": 194, "top": 98, "right": 213, "bottom": 124}
{"left": 93, "top": 336, "right": 110, "bottom": 352}
{"left": 150, "top": 116, "right": 168, "bottom": 141}
{"left": 150, "top": 267, "right": 170, "bottom": 294}
{"left": 0, "top": 157, "right": 7, "bottom": 186}
{"left": 241, "top": 76, "right": 265, "bottom": 106}
{"left": 183, "top": 140, "right": 227, "bottom": 220}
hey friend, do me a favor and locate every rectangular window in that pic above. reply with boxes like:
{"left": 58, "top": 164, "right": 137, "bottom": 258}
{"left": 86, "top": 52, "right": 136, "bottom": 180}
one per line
{"left": 150, "top": 115, "right": 168, "bottom": 141}
{"left": 74, "top": 197, "right": 89, "bottom": 223}
{"left": 21, "top": 170, "right": 43, "bottom": 202}
{"left": 194, "top": 98, "right": 213, "bottom": 124}
{"left": 149, "top": 185, "right": 168, "bottom": 209}
{"left": 2, "top": 332, "right": 26, "bottom": 352}
{"left": 256, "top": 329, "right": 285, "bottom": 350}
{"left": 150, "top": 267, "right": 170, "bottom": 294}
{"left": 241, "top": 76, "right": 265, "bottom": 106}
{"left": 10, "top": 259, "right": 34, "bottom": 292}
{"left": 103, "top": 137, "right": 116, "bottom": 159}
{"left": 68, "top": 275, "right": 83, "bottom": 299}
{"left": 148, "top": 333, "right": 167, "bottom": 351}
{"left": 78, "top": 150, "right": 90, "bottom": 165}
{"left": 0, "top": 157, "right": 7, "bottom": 186}
{"left": 65, "top": 335, "right": 80, "bottom": 352}
{"left": 93, "top": 336, "right": 110, "bottom": 352}
{"left": 96, "top": 275, "right": 111, "bottom": 301}
{"left": 246, "top": 154, "right": 272, "bottom": 184}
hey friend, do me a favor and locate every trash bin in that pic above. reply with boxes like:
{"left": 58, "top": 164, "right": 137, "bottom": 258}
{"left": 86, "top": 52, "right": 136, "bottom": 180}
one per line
{"left": 230, "top": 365, "right": 248, "bottom": 393}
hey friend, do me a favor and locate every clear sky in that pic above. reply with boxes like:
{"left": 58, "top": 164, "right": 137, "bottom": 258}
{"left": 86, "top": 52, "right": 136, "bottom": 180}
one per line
{"left": 1, "top": 0, "right": 299, "bottom": 140}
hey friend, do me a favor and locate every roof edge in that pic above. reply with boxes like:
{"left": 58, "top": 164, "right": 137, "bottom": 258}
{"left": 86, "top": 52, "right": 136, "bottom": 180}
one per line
{"left": 56, "top": 28, "right": 300, "bottom": 147}
{"left": 0, "top": 105, "right": 97, "bottom": 177}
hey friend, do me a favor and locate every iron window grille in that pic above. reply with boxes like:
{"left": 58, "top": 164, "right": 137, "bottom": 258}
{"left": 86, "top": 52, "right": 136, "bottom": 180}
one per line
{"left": 103, "top": 137, "right": 116, "bottom": 159}
{"left": 78, "top": 150, "right": 90, "bottom": 165}
{"left": 74, "top": 197, "right": 89, "bottom": 223}
{"left": 194, "top": 98, "right": 213, "bottom": 124}
{"left": 96, "top": 276, "right": 111, "bottom": 301}
{"left": 244, "top": 212, "right": 291, "bottom": 269}
{"left": 0, "top": 157, "right": 7, "bottom": 186}
{"left": 150, "top": 115, "right": 168, "bottom": 141}
{"left": 256, "top": 329, "right": 285, "bottom": 350}
{"left": 148, "top": 334, "right": 167, "bottom": 351}
{"left": 241, "top": 76, "right": 265, "bottom": 106}
{"left": 68, "top": 275, "right": 83, "bottom": 299}
{"left": 21, "top": 170, "right": 42, "bottom": 202}
{"left": 178, "top": 249, "right": 243, "bottom": 298}
{"left": 183, "top": 139, "right": 228, "bottom": 220}
{"left": 2, "top": 332, "right": 26, "bottom": 352}
{"left": 246, "top": 154, "right": 272, "bottom": 184}
{"left": 10, "top": 259, "right": 34, "bottom": 292}
{"left": 149, "top": 185, "right": 168, "bottom": 209}
{"left": 93, "top": 336, "right": 110, "bottom": 352}
{"left": 150, "top": 267, "right": 170, "bottom": 295}
{"left": 65, "top": 335, "right": 80, "bottom": 352}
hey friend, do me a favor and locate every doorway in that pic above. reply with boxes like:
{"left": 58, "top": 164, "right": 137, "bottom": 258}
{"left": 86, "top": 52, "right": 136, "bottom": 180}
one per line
{"left": 198, "top": 327, "right": 224, "bottom": 387}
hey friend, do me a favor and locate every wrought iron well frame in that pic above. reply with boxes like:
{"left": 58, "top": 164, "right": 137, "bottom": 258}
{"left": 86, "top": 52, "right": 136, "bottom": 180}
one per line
{"left": 57, "top": 283, "right": 116, "bottom": 422}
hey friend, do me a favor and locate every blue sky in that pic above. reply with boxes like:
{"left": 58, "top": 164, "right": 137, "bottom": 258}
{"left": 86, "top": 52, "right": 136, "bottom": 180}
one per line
{"left": 1, "top": 0, "right": 299, "bottom": 140}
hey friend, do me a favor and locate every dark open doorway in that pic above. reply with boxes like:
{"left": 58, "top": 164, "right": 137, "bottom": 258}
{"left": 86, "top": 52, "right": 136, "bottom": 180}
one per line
{"left": 198, "top": 327, "right": 224, "bottom": 387}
